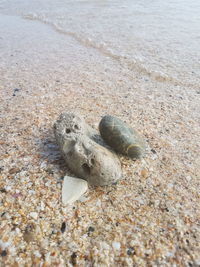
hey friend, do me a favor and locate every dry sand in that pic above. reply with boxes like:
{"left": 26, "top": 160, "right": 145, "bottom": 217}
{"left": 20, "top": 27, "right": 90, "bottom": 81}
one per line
{"left": 0, "top": 14, "right": 200, "bottom": 266}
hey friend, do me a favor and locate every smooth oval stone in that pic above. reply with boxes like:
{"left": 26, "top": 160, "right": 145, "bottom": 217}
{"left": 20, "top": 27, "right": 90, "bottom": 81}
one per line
{"left": 54, "top": 113, "right": 122, "bottom": 186}
{"left": 99, "top": 115, "right": 146, "bottom": 159}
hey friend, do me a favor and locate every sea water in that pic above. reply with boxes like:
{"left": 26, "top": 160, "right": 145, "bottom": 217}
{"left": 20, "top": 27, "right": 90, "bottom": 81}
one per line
{"left": 0, "top": 0, "right": 200, "bottom": 87}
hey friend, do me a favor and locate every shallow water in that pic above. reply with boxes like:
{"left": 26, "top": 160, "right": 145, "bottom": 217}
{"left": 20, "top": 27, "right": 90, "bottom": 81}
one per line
{"left": 1, "top": 0, "right": 200, "bottom": 87}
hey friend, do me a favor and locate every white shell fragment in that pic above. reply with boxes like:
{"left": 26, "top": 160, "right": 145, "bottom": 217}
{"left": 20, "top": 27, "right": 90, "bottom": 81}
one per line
{"left": 112, "top": 242, "right": 121, "bottom": 250}
{"left": 29, "top": 212, "right": 38, "bottom": 220}
{"left": 62, "top": 175, "right": 88, "bottom": 205}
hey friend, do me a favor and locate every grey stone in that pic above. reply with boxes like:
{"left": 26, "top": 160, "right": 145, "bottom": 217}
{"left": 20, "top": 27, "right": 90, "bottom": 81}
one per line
{"left": 99, "top": 115, "right": 146, "bottom": 159}
{"left": 54, "top": 113, "right": 122, "bottom": 186}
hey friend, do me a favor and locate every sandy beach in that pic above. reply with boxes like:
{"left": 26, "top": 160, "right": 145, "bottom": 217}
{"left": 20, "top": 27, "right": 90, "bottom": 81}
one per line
{"left": 0, "top": 1, "right": 200, "bottom": 266}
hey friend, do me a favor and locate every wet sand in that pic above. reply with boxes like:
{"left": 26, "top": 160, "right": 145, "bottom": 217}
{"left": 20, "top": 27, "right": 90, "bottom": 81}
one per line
{"left": 0, "top": 14, "right": 200, "bottom": 266}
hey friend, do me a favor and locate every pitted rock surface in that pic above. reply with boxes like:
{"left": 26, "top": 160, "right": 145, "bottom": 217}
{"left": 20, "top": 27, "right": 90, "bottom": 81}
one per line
{"left": 54, "top": 113, "right": 122, "bottom": 186}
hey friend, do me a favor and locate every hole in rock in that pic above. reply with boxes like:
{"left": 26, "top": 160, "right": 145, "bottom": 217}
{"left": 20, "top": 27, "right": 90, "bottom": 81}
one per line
{"left": 82, "top": 163, "right": 91, "bottom": 174}
{"left": 67, "top": 151, "right": 73, "bottom": 157}
{"left": 66, "top": 128, "right": 71, "bottom": 134}
{"left": 90, "top": 158, "right": 95, "bottom": 165}
{"left": 74, "top": 124, "right": 79, "bottom": 130}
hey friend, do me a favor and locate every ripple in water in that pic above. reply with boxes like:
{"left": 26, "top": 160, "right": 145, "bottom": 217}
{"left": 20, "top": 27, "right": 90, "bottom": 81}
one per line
{"left": 1, "top": 0, "right": 200, "bottom": 86}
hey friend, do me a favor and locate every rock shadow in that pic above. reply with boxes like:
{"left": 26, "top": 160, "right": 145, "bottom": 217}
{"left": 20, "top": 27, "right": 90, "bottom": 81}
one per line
{"left": 37, "top": 128, "right": 70, "bottom": 177}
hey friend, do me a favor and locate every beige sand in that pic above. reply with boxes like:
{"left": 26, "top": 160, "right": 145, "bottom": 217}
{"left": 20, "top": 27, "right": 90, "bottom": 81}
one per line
{"left": 0, "top": 15, "right": 200, "bottom": 266}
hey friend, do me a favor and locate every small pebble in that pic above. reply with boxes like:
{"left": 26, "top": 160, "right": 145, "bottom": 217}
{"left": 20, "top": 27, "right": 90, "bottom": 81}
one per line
{"left": 185, "top": 176, "right": 192, "bottom": 182}
{"left": 0, "top": 188, "right": 6, "bottom": 193}
{"left": 95, "top": 199, "right": 101, "bottom": 207}
{"left": 112, "top": 241, "right": 121, "bottom": 250}
{"left": 151, "top": 149, "right": 156, "bottom": 154}
{"left": 71, "top": 252, "right": 77, "bottom": 265}
{"left": 101, "top": 242, "right": 110, "bottom": 250}
{"left": 61, "top": 222, "right": 66, "bottom": 233}
{"left": 29, "top": 212, "right": 38, "bottom": 220}
{"left": 141, "top": 169, "right": 148, "bottom": 178}
{"left": 127, "top": 247, "right": 135, "bottom": 255}
{"left": 130, "top": 240, "right": 135, "bottom": 247}
{"left": 12, "top": 88, "right": 20, "bottom": 96}
{"left": 88, "top": 226, "right": 95, "bottom": 232}
{"left": 9, "top": 167, "right": 20, "bottom": 175}
{"left": 23, "top": 224, "right": 35, "bottom": 243}
{"left": 40, "top": 201, "right": 45, "bottom": 211}
{"left": 1, "top": 250, "right": 7, "bottom": 257}
{"left": 23, "top": 232, "right": 34, "bottom": 243}
{"left": 13, "top": 88, "right": 20, "bottom": 92}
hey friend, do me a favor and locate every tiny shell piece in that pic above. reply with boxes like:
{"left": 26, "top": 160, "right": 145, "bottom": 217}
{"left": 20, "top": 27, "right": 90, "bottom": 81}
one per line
{"left": 62, "top": 176, "right": 88, "bottom": 205}
{"left": 112, "top": 241, "right": 121, "bottom": 250}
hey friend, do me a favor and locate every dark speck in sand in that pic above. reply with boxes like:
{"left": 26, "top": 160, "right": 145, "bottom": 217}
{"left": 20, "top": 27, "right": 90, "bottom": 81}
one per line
{"left": 1, "top": 250, "right": 7, "bottom": 257}
{"left": 0, "top": 188, "right": 6, "bottom": 193}
{"left": 61, "top": 222, "right": 66, "bottom": 233}
{"left": 71, "top": 252, "right": 77, "bottom": 265}
{"left": 126, "top": 247, "right": 135, "bottom": 256}
{"left": 12, "top": 88, "right": 21, "bottom": 96}
{"left": 88, "top": 226, "right": 95, "bottom": 232}
{"left": 151, "top": 149, "right": 157, "bottom": 154}
{"left": 1, "top": 212, "right": 6, "bottom": 217}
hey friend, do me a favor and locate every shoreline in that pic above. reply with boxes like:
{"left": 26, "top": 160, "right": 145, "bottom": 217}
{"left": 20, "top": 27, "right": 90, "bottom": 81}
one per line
{"left": 0, "top": 14, "right": 200, "bottom": 266}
